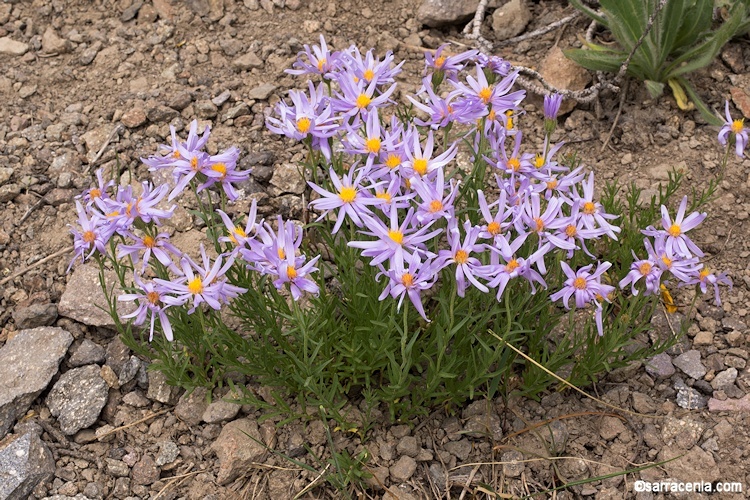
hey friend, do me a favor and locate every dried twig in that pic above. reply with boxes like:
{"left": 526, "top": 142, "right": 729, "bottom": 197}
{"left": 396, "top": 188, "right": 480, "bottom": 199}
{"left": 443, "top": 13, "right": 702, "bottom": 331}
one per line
{"left": 0, "top": 245, "right": 74, "bottom": 287}
{"left": 88, "top": 124, "right": 123, "bottom": 168}
{"left": 462, "top": 0, "right": 493, "bottom": 53}
{"left": 95, "top": 409, "right": 170, "bottom": 440}
{"left": 18, "top": 197, "right": 46, "bottom": 226}
{"left": 153, "top": 470, "right": 201, "bottom": 500}
{"left": 495, "top": 13, "right": 581, "bottom": 47}
{"left": 600, "top": 79, "right": 629, "bottom": 153}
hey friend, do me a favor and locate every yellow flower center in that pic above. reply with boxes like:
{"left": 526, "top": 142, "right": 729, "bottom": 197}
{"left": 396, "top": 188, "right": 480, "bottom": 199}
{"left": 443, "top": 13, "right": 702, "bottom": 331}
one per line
{"left": 487, "top": 221, "right": 501, "bottom": 235}
{"left": 565, "top": 225, "right": 577, "bottom": 237}
{"left": 454, "top": 249, "right": 468, "bottom": 264}
{"left": 297, "top": 117, "right": 311, "bottom": 134}
{"left": 505, "top": 110, "right": 514, "bottom": 129}
{"left": 699, "top": 268, "right": 710, "bottom": 281}
{"left": 190, "top": 156, "right": 199, "bottom": 170}
{"left": 478, "top": 87, "right": 492, "bottom": 104}
{"left": 365, "top": 137, "right": 381, "bottom": 154}
{"left": 89, "top": 188, "right": 101, "bottom": 199}
{"left": 287, "top": 266, "right": 297, "bottom": 280}
{"left": 356, "top": 93, "right": 371, "bottom": 109}
{"left": 582, "top": 201, "right": 596, "bottom": 215}
{"left": 385, "top": 154, "right": 401, "bottom": 170}
{"left": 188, "top": 277, "right": 203, "bottom": 294}
{"left": 278, "top": 248, "right": 285, "bottom": 259}
{"left": 546, "top": 179, "right": 558, "bottom": 190}
{"left": 661, "top": 255, "right": 672, "bottom": 268}
{"left": 229, "top": 227, "right": 247, "bottom": 244}
{"left": 212, "top": 163, "right": 227, "bottom": 178}
{"left": 413, "top": 158, "right": 428, "bottom": 176}
{"left": 488, "top": 109, "right": 496, "bottom": 121}
{"left": 731, "top": 119, "right": 744, "bottom": 134}
{"left": 83, "top": 231, "right": 96, "bottom": 244}
{"left": 339, "top": 186, "right": 357, "bottom": 203}
{"left": 363, "top": 68, "right": 375, "bottom": 82}
{"left": 534, "top": 217, "right": 544, "bottom": 232}
{"left": 146, "top": 291, "right": 160, "bottom": 305}
{"left": 376, "top": 192, "right": 392, "bottom": 203}
{"left": 317, "top": 58, "right": 326, "bottom": 72}
{"left": 142, "top": 235, "right": 155, "bottom": 248}
{"left": 507, "top": 157, "right": 520, "bottom": 172}
{"left": 173, "top": 150, "right": 181, "bottom": 159}
{"left": 402, "top": 273, "right": 414, "bottom": 288}
{"left": 534, "top": 154, "right": 545, "bottom": 168}
{"left": 505, "top": 259, "right": 519, "bottom": 273}
{"left": 639, "top": 262, "right": 652, "bottom": 275}
{"left": 429, "top": 200, "right": 443, "bottom": 213}
{"left": 668, "top": 224, "right": 681, "bottom": 237}
{"left": 573, "top": 277, "right": 587, "bottom": 290}
{"left": 435, "top": 56, "right": 446, "bottom": 68}
{"left": 388, "top": 229, "right": 404, "bottom": 245}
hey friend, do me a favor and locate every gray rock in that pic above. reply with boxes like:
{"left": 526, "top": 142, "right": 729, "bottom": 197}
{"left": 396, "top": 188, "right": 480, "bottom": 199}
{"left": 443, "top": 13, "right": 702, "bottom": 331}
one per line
{"left": 443, "top": 438, "right": 471, "bottom": 460}
{"left": 711, "top": 368, "right": 738, "bottom": 391}
{"left": 146, "top": 104, "right": 180, "bottom": 123}
{"left": 202, "top": 398, "right": 241, "bottom": 424}
{"left": 131, "top": 454, "right": 159, "bottom": 485}
{"left": 105, "top": 458, "right": 130, "bottom": 477}
{"left": 464, "top": 411, "right": 503, "bottom": 441}
{"left": 212, "top": 418, "right": 267, "bottom": 485}
{"left": 270, "top": 162, "right": 306, "bottom": 195}
{"left": 58, "top": 263, "right": 132, "bottom": 328}
{"left": 121, "top": 0, "right": 143, "bottom": 21}
{"left": 721, "top": 316, "right": 747, "bottom": 332}
{"left": 417, "top": 0, "right": 478, "bottom": 28}
{"left": 195, "top": 99, "right": 219, "bottom": 119}
{"left": 155, "top": 440, "right": 179, "bottom": 466}
{"left": 675, "top": 384, "right": 707, "bottom": 410}
{"left": 501, "top": 450, "right": 524, "bottom": 478}
{"left": 599, "top": 416, "right": 626, "bottom": 441}
{"left": 168, "top": 91, "right": 193, "bottom": 111}
{"left": 247, "top": 83, "right": 277, "bottom": 100}
{"left": 0, "top": 167, "right": 13, "bottom": 185}
{"left": 673, "top": 350, "right": 706, "bottom": 379}
{"left": 232, "top": 52, "right": 263, "bottom": 71}
{"left": 0, "top": 184, "right": 21, "bottom": 202}
{"left": 68, "top": 339, "right": 106, "bottom": 367}
{"left": 212, "top": 90, "right": 232, "bottom": 106}
{"left": 396, "top": 436, "right": 420, "bottom": 457}
{"left": 0, "top": 327, "right": 73, "bottom": 439}
{"left": 224, "top": 102, "right": 251, "bottom": 120}
{"left": 122, "top": 391, "right": 150, "bottom": 408}
{"left": 41, "top": 27, "right": 73, "bottom": 54}
{"left": 644, "top": 352, "right": 675, "bottom": 379}
{"left": 45, "top": 365, "right": 109, "bottom": 435}
{"left": 389, "top": 455, "right": 417, "bottom": 483}
{"left": 174, "top": 387, "right": 209, "bottom": 426}
{"left": 118, "top": 356, "right": 142, "bottom": 387}
{"left": 0, "top": 431, "right": 55, "bottom": 500}
{"left": 146, "top": 370, "right": 181, "bottom": 404}
{"left": 708, "top": 394, "right": 750, "bottom": 412}
{"left": 492, "top": 0, "right": 531, "bottom": 41}
{"left": 0, "top": 37, "right": 29, "bottom": 56}
{"left": 11, "top": 303, "right": 58, "bottom": 329}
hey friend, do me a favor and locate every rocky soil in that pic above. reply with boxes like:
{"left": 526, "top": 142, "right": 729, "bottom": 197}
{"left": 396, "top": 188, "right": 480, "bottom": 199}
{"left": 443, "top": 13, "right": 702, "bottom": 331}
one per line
{"left": 1, "top": 0, "right": 750, "bottom": 498}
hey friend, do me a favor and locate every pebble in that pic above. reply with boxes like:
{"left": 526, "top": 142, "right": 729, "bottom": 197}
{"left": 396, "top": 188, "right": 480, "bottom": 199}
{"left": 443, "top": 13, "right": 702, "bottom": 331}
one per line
{"left": 212, "top": 90, "right": 232, "bottom": 106}
{"left": 708, "top": 394, "right": 750, "bottom": 412}
{"left": 131, "top": 454, "right": 160, "bottom": 485}
{"left": 247, "top": 83, "right": 277, "bottom": 100}
{"left": 501, "top": 450, "right": 524, "bottom": 478}
{"left": 174, "top": 387, "right": 209, "bottom": 426}
{"left": 155, "top": 440, "right": 180, "bottom": 466}
{"left": 121, "top": 108, "right": 148, "bottom": 128}
{"left": 122, "top": 391, "right": 151, "bottom": 408}
{"left": 212, "top": 418, "right": 267, "bottom": 485}
{"left": 45, "top": 364, "right": 109, "bottom": 435}
{"left": 443, "top": 439, "right": 471, "bottom": 461}
{"left": 69, "top": 339, "right": 106, "bottom": 367}
{"left": 711, "top": 368, "right": 738, "bottom": 391}
{"left": 202, "top": 397, "right": 241, "bottom": 424}
{"left": 0, "top": 327, "right": 73, "bottom": 439}
{"left": 232, "top": 52, "right": 264, "bottom": 71}
{"left": 195, "top": 99, "right": 219, "bottom": 118}
{"left": 11, "top": 303, "right": 58, "bottom": 329}
{"left": 693, "top": 330, "right": 713, "bottom": 345}
{"left": 644, "top": 352, "right": 675, "bottom": 379}
{"left": 41, "top": 26, "right": 73, "bottom": 54}
{"left": 389, "top": 455, "right": 417, "bottom": 483}
{"left": 396, "top": 436, "right": 419, "bottom": 457}
{"left": 675, "top": 380, "right": 708, "bottom": 410}
{"left": 118, "top": 355, "right": 142, "bottom": 386}
{"left": 0, "top": 36, "right": 29, "bottom": 56}
{"left": 416, "top": 0, "right": 478, "bottom": 28}
{"left": 673, "top": 350, "right": 707, "bottom": 379}
{"left": 270, "top": 162, "right": 306, "bottom": 195}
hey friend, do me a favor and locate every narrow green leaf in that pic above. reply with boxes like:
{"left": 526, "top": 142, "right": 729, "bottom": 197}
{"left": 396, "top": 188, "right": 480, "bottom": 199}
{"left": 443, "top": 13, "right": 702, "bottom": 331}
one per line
{"left": 564, "top": 48, "right": 625, "bottom": 73}
{"left": 644, "top": 79, "right": 665, "bottom": 98}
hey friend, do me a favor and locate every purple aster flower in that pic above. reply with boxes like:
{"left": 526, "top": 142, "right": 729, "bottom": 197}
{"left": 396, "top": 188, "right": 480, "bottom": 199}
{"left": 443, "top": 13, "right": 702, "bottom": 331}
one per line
{"left": 518, "top": 193, "right": 576, "bottom": 256}
{"left": 197, "top": 146, "right": 250, "bottom": 201}
{"left": 408, "top": 77, "right": 463, "bottom": 129}
{"left": 118, "top": 275, "right": 174, "bottom": 342}
{"left": 619, "top": 246, "right": 662, "bottom": 296}
{"left": 476, "top": 53, "right": 512, "bottom": 83}
{"left": 142, "top": 120, "right": 210, "bottom": 171}
{"left": 341, "top": 45, "right": 403, "bottom": 86}
{"left": 646, "top": 236, "right": 701, "bottom": 283}
{"left": 451, "top": 64, "right": 525, "bottom": 114}
{"left": 424, "top": 44, "right": 478, "bottom": 86}
{"left": 550, "top": 261, "right": 616, "bottom": 336}
{"left": 68, "top": 200, "right": 115, "bottom": 271}
{"left": 272, "top": 237, "right": 321, "bottom": 300}
{"left": 681, "top": 266, "right": 732, "bottom": 306}
{"left": 484, "top": 234, "right": 550, "bottom": 299}
{"left": 477, "top": 189, "right": 514, "bottom": 241}
{"left": 410, "top": 166, "right": 458, "bottom": 224}
{"left": 718, "top": 101, "right": 748, "bottom": 158}
{"left": 156, "top": 246, "right": 247, "bottom": 313}
{"left": 286, "top": 34, "right": 342, "bottom": 78}
{"left": 78, "top": 168, "right": 115, "bottom": 206}
{"left": 216, "top": 200, "right": 259, "bottom": 249}
{"left": 571, "top": 171, "right": 621, "bottom": 240}
{"left": 308, "top": 166, "right": 382, "bottom": 233}
{"left": 551, "top": 200, "right": 604, "bottom": 258}
{"left": 349, "top": 208, "right": 441, "bottom": 266}
{"left": 491, "top": 130, "right": 534, "bottom": 175}
{"left": 402, "top": 127, "right": 457, "bottom": 178}
{"left": 543, "top": 93, "right": 563, "bottom": 135}
{"left": 435, "top": 220, "right": 490, "bottom": 297}
{"left": 642, "top": 195, "right": 705, "bottom": 258}
{"left": 365, "top": 175, "right": 414, "bottom": 215}
{"left": 266, "top": 81, "right": 340, "bottom": 159}
{"left": 332, "top": 72, "right": 396, "bottom": 118}
{"left": 96, "top": 182, "right": 175, "bottom": 231}
{"left": 117, "top": 231, "right": 181, "bottom": 273}
{"left": 378, "top": 253, "right": 438, "bottom": 322}
{"left": 342, "top": 109, "right": 398, "bottom": 168}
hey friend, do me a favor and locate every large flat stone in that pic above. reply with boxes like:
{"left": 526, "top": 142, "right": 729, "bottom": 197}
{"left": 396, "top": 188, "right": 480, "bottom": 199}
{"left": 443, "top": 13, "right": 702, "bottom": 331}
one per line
{"left": 0, "top": 431, "right": 55, "bottom": 499}
{"left": 0, "top": 327, "right": 73, "bottom": 439}
{"left": 59, "top": 263, "right": 132, "bottom": 328}
{"left": 45, "top": 365, "right": 109, "bottom": 435}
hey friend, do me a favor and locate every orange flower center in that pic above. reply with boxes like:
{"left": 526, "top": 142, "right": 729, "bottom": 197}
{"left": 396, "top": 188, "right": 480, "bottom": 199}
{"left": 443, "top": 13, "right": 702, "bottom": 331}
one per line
{"left": 365, "top": 137, "right": 381, "bottom": 154}
{"left": 429, "top": 200, "right": 443, "bottom": 213}
{"left": 507, "top": 157, "right": 520, "bottom": 172}
{"left": 190, "top": 156, "right": 199, "bottom": 170}
{"left": 402, "top": 273, "right": 414, "bottom": 288}
{"left": 454, "top": 249, "right": 468, "bottom": 264}
{"left": 661, "top": 255, "right": 672, "bottom": 268}
{"left": 287, "top": 266, "right": 298, "bottom": 280}
{"left": 546, "top": 179, "right": 558, "bottom": 190}
{"left": 376, "top": 192, "right": 392, "bottom": 203}
{"left": 505, "top": 259, "right": 519, "bottom": 273}
{"left": 413, "top": 158, "right": 428, "bottom": 176}
{"left": 534, "top": 154, "right": 545, "bottom": 168}
{"left": 146, "top": 291, "right": 160, "bottom": 305}
{"left": 297, "top": 117, "right": 311, "bottom": 134}
{"left": 388, "top": 230, "right": 403, "bottom": 245}
{"left": 582, "top": 202, "right": 596, "bottom": 215}
{"left": 188, "top": 277, "right": 203, "bottom": 294}
{"left": 317, "top": 58, "right": 326, "bottom": 72}
{"left": 565, "top": 225, "right": 577, "bottom": 237}
{"left": 142, "top": 235, "right": 155, "bottom": 248}
{"left": 478, "top": 87, "right": 492, "bottom": 104}
{"left": 356, "top": 94, "right": 371, "bottom": 109}
{"left": 668, "top": 224, "right": 681, "bottom": 237}
{"left": 731, "top": 119, "right": 744, "bottom": 134}
{"left": 385, "top": 154, "right": 401, "bottom": 170}
{"left": 534, "top": 217, "right": 544, "bottom": 232}
{"left": 363, "top": 68, "right": 375, "bottom": 82}
{"left": 639, "top": 262, "right": 652, "bottom": 275}
{"left": 83, "top": 231, "right": 96, "bottom": 244}
{"left": 573, "top": 277, "right": 587, "bottom": 290}
{"left": 487, "top": 221, "right": 501, "bottom": 235}
{"left": 89, "top": 188, "right": 101, "bottom": 199}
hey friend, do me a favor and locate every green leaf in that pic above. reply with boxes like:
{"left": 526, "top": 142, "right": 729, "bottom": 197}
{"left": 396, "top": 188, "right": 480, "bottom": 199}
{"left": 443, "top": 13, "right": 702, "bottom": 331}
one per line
{"left": 644, "top": 79, "right": 665, "bottom": 97}
{"left": 600, "top": 0, "right": 649, "bottom": 47}
{"left": 568, "top": 0, "right": 609, "bottom": 27}
{"left": 673, "top": 0, "right": 713, "bottom": 51}
{"left": 564, "top": 48, "right": 625, "bottom": 73}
